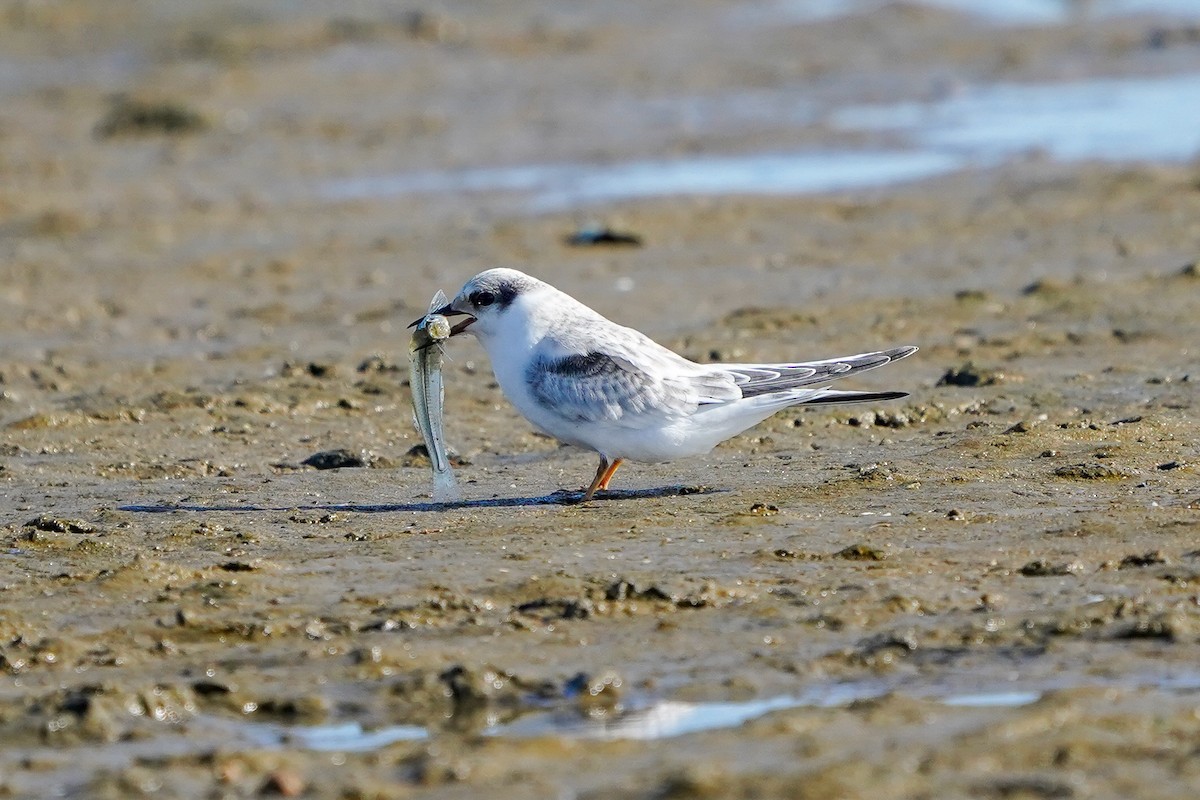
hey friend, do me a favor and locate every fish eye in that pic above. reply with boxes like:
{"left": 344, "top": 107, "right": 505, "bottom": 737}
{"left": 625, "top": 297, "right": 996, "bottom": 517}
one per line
{"left": 470, "top": 290, "right": 496, "bottom": 308}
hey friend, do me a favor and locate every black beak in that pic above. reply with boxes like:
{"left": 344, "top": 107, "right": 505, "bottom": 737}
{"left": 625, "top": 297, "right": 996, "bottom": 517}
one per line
{"left": 408, "top": 304, "right": 475, "bottom": 336}
{"left": 448, "top": 316, "right": 475, "bottom": 335}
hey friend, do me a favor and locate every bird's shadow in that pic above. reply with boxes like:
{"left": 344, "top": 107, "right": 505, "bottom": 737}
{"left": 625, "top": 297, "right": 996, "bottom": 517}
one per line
{"left": 119, "top": 485, "right": 718, "bottom": 515}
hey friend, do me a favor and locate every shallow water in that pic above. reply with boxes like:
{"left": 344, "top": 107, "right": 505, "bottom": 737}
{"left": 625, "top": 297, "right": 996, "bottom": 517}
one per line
{"left": 233, "top": 719, "right": 428, "bottom": 752}
{"left": 181, "top": 672, "right": 1199, "bottom": 752}
{"left": 322, "top": 72, "right": 1200, "bottom": 209}
{"left": 764, "top": 0, "right": 1200, "bottom": 25}
{"left": 320, "top": 150, "right": 960, "bottom": 209}
{"left": 8, "top": 671, "right": 1197, "bottom": 797}
{"left": 939, "top": 690, "right": 1043, "bottom": 707}
{"left": 833, "top": 71, "right": 1200, "bottom": 163}
{"left": 496, "top": 681, "right": 887, "bottom": 741}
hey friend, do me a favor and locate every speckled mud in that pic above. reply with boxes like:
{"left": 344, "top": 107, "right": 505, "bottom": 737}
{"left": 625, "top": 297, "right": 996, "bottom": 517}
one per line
{"left": 2, "top": 2, "right": 1200, "bottom": 798}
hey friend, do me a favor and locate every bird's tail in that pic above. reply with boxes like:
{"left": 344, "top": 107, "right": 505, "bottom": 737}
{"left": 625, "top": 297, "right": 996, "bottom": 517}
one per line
{"left": 725, "top": 345, "right": 918, "bottom": 398}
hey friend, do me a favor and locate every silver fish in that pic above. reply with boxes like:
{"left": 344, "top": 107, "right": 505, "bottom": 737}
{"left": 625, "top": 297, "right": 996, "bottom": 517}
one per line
{"left": 409, "top": 290, "right": 461, "bottom": 502}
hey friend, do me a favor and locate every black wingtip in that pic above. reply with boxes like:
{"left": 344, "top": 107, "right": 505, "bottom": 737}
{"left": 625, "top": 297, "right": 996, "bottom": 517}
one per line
{"left": 802, "top": 390, "right": 908, "bottom": 406}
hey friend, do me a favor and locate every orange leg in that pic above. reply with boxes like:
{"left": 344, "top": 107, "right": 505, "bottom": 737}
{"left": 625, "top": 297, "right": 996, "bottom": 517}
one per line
{"left": 583, "top": 456, "right": 623, "bottom": 501}
{"left": 597, "top": 458, "right": 623, "bottom": 490}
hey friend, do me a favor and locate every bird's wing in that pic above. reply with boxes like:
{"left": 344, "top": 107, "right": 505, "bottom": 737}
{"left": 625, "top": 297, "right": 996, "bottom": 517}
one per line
{"left": 721, "top": 346, "right": 917, "bottom": 398}
{"left": 527, "top": 316, "right": 916, "bottom": 424}
{"left": 526, "top": 329, "right": 740, "bottom": 425}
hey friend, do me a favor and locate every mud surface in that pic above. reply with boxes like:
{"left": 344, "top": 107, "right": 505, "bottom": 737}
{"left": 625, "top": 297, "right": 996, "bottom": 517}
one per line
{"left": 3, "top": 2, "right": 1200, "bottom": 798}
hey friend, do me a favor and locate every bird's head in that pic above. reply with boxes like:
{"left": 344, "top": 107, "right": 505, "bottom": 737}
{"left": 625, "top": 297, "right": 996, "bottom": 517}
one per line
{"left": 410, "top": 268, "right": 543, "bottom": 339}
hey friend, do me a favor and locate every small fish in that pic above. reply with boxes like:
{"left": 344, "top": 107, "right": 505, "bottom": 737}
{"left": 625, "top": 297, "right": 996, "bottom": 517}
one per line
{"left": 409, "top": 290, "right": 461, "bottom": 502}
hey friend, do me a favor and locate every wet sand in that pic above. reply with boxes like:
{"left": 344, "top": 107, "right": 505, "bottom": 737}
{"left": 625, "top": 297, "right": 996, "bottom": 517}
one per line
{"left": 2, "top": 2, "right": 1200, "bottom": 798}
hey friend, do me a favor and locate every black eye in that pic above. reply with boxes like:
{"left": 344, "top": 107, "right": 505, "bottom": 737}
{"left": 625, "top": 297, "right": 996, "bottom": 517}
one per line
{"left": 470, "top": 290, "right": 496, "bottom": 308}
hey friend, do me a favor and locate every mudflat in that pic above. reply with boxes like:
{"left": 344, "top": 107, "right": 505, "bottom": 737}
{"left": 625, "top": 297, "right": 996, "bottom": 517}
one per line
{"left": 2, "top": 2, "right": 1199, "bottom": 798}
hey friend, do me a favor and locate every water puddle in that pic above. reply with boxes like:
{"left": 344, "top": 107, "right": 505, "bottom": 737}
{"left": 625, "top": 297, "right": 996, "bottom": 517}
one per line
{"left": 760, "top": 0, "right": 1200, "bottom": 26}
{"left": 188, "top": 684, "right": 1047, "bottom": 750}
{"left": 9, "top": 672, "right": 1198, "bottom": 797}
{"left": 320, "top": 150, "right": 961, "bottom": 210}
{"left": 194, "top": 683, "right": 1048, "bottom": 751}
{"left": 185, "top": 681, "right": 888, "bottom": 752}
{"left": 832, "top": 72, "right": 1200, "bottom": 163}
{"left": 495, "top": 681, "right": 884, "bottom": 741}
{"left": 216, "top": 670, "right": 1200, "bottom": 749}
{"left": 940, "top": 690, "right": 1043, "bottom": 707}
{"left": 321, "top": 72, "right": 1200, "bottom": 209}
{"left": 232, "top": 719, "right": 428, "bottom": 752}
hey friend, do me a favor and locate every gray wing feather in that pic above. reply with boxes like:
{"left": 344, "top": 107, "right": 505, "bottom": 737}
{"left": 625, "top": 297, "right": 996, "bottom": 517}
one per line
{"left": 723, "top": 346, "right": 916, "bottom": 399}
{"left": 527, "top": 334, "right": 916, "bottom": 424}
{"left": 527, "top": 351, "right": 718, "bottom": 425}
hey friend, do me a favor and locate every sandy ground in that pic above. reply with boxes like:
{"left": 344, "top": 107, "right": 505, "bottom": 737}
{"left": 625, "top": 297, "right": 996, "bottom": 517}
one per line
{"left": 2, "top": 1, "right": 1200, "bottom": 798}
